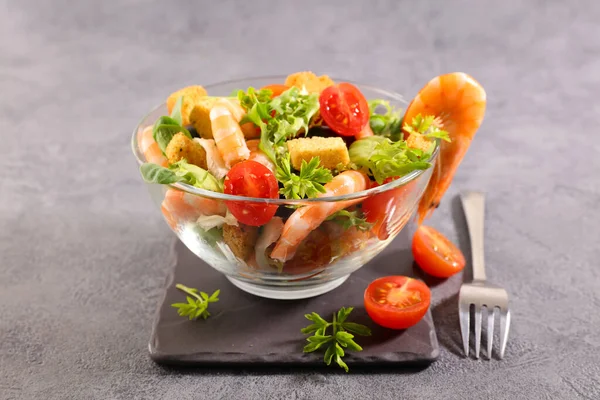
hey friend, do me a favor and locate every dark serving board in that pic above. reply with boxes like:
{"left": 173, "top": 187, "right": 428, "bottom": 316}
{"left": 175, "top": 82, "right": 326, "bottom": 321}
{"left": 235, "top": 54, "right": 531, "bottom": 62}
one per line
{"left": 149, "top": 228, "right": 439, "bottom": 368}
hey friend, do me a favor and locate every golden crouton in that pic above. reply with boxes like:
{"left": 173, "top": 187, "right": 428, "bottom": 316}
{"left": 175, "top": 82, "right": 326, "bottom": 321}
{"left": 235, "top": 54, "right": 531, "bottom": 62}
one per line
{"left": 223, "top": 224, "right": 259, "bottom": 261}
{"left": 188, "top": 97, "right": 219, "bottom": 139}
{"left": 286, "top": 136, "right": 350, "bottom": 170}
{"left": 166, "top": 85, "right": 208, "bottom": 126}
{"left": 165, "top": 132, "right": 207, "bottom": 168}
{"left": 406, "top": 133, "right": 434, "bottom": 153}
{"left": 285, "top": 71, "right": 335, "bottom": 94}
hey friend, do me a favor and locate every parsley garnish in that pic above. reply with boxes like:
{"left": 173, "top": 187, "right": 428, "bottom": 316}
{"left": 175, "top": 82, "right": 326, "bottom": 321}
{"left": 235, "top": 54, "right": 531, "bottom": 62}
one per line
{"left": 403, "top": 114, "right": 450, "bottom": 142}
{"left": 171, "top": 284, "right": 220, "bottom": 320}
{"left": 276, "top": 154, "right": 333, "bottom": 199}
{"left": 326, "top": 209, "right": 372, "bottom": 231}
{"left": 301, "top": 307, "right": 372, "bottom": 372}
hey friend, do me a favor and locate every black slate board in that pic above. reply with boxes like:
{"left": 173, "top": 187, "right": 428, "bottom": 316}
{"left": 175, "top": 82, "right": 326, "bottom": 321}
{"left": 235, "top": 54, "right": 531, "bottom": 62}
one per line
{"left": 149, "top": 228, "right": 439, "bottom": 368}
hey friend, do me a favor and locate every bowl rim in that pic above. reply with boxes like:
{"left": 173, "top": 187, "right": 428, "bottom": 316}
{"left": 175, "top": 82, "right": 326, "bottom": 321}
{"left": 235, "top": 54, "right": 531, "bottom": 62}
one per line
{"left": 131, "top": 75, "right": 439, "bottom": 204}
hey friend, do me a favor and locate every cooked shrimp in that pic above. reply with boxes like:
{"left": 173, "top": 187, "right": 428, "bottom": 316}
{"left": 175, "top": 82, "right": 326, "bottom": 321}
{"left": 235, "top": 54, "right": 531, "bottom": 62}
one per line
{"left": 138, "top": 126, "right": 168, "bottom": 167}
{"left": 402, "top": 72, "right": 486, "bottom": 224}
{"left": 209, "top": 99, "right": 250, "bottom": 167}
{"left": 161, "top": 188, "right": 227, "bottom": 229}
{"left": 246, "top": 139, "right": 276, "bottom": 172}
{"left": 270, "top": 170, "right": 369, "bottom": 262}
{"left": 194, "top": 138, "right": 229, "bottom": 180}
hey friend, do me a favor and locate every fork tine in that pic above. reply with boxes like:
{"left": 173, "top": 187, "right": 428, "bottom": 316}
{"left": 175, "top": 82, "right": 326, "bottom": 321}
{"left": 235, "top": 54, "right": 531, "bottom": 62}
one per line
{"left": 459, "top": 302, "right": 470, "bottom": 357}
{"left": 474, "top": 305, "right": 482, "bottom": 359}
{"left": 499, "top": 308, "right": 511, "bottom": 359}
{"left": 486, "top": 307, "right": 495, "bottom": 359}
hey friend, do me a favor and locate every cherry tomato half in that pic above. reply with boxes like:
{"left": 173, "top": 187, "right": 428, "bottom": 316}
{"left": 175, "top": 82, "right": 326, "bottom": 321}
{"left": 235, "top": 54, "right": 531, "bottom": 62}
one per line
{"left": 364, "top": 276, "right": 431, "bottom": 330}
{"left": 319, "top": 83, "right": 369, "bottom": 136}
{"left": 260, "top": 84, "right": 290, "bottom": 98}
{"left": 412, "top": 225, "right": 466, "bottom": 278}
{"left": 362, "top": 179, "right": 415, "bottom": 240}
{"left": 223, "top": 160, "right": 279, "bottom": 226}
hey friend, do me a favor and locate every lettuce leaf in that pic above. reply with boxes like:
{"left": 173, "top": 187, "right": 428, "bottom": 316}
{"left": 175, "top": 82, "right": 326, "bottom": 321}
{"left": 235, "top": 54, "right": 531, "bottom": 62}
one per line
{"left": 140, "top": 160, "right": 222, "bottom": 192}
{"left": 349, "top": 136, "right": 433, "bottom": 184}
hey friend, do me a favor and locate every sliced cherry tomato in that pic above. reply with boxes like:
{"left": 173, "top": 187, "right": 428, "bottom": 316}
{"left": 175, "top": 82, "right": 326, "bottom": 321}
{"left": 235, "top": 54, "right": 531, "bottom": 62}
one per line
{"left": 260, "top": 84, "right": 290, "bottom": 98}
{"left": 319, "top": 83, "right": 369, "bottom": 136}
{"left": 412, "top": 225, "right": 466, "bottom": 278}
{"left": 223, "top": 160, "right": 279, "bottom": 226}
{"left": 362, "top": 179, "right": 415, "bottom": 240}
{"left": 364, "top": 276, "right": 431, "bottom": 330}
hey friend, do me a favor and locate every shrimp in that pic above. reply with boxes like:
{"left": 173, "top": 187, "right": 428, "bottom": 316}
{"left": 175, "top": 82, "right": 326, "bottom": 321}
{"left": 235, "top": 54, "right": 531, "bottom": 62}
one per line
{"left": 402, "top": 72, "right": 486, "bottom": 224}
{"left": 246, "top": 139, "right": 276, "bottom": 172}
{"left": 161, "top": 188, "right": 227, "bottom": 229}
{"left": 209, "top": 99, "right": 250, "bottom": 167}
{"left": 270, "top": 170, "right": 369, "bottom": 262}
{"left": 138, "top": 126, "right": 168, "bottom": 167}
{"left": 194, "top": 138, "right": 229, "bottom": 180}
{"left": 216, "top": 98, "right": 259, "bottom": 139}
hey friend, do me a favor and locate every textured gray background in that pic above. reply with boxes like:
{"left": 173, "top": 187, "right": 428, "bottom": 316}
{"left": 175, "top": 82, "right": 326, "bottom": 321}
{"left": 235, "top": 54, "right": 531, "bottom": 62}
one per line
{"left": 1, "top": 0, "right": 599, "bottom": 399}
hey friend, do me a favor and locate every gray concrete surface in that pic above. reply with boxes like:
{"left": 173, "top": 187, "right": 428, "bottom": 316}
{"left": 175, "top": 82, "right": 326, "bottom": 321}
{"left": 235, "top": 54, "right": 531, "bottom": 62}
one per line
{"left": 1, "top": 0, "right": 599, "bottom": 399}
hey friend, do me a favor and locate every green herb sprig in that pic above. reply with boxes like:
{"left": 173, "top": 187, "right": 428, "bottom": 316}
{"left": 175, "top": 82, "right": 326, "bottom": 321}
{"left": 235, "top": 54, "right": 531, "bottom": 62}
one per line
{"left": 403, "top": 114, "right": 450, "bottom": 142}
{"left": 301, "top": 307, "right": 371, "bottom": 372}
{"left": 171, "top": 284, "right": 220, "bottom": 320}
{"left": 276, "top": 155, "right": 333, "bottom": 199}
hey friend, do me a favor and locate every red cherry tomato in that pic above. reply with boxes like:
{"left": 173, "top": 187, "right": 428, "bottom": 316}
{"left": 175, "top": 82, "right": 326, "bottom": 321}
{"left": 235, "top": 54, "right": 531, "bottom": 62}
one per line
{"left": 364, "top": 276, "right": 431, "bottom": 330}
{"left": 319, "top": 83, "right": 369, "bottom": 136}
{"left": 412, "top": 225, "right": 466, "bottom": 278}
{"left": 260, "top": 84, "right": 290, "bottom": 98}
{"left": 223, "top": 160, "right": 279, "bottom": 226}
{"left": 362, "top": 179, "right": 415, "bottom": 240}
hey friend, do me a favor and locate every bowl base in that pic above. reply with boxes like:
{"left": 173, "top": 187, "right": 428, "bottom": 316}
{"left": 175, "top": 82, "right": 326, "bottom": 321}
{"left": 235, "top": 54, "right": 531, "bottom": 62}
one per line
{"left": 226, "top": 275, "right": 349, "bottom": 300}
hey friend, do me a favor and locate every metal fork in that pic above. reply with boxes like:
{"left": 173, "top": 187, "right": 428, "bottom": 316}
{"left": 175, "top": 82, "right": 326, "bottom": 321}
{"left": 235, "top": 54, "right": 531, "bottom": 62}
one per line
{"left": 458, "top": 192, "right": 510, "bottom": 359}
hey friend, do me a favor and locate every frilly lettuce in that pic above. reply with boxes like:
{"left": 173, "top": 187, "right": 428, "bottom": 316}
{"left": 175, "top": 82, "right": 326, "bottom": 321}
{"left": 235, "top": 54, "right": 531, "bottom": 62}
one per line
{"left": 348, "top": 136, "right": 433, "bottom": 184}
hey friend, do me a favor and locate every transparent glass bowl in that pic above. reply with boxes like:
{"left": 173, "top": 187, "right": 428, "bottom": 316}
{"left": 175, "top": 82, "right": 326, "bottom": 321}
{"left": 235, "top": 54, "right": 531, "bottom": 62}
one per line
{"left": 132, "top": 76, "right": 438, "bottom": 299}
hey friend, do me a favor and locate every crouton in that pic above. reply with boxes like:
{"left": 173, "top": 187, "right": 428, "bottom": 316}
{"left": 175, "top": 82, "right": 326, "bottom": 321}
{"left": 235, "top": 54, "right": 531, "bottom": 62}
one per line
{"left": 189, "top": 97, "right": 220, "bottom": 138}
{"left": 166, "top": 85, "right": 208, "bottom": 126}
{"left": 406, "top": 133, "right": 434, "bottom": 153}
{"left": 286, "top": 136, "right": 350, "bottom": 170}
{"left": 285, "top": 71, "right": 335, "bottom": 94}
{"left": 165, "top": 132, "right": 207, "bottom": 168}
{"left": 223, "top": 224, "right": 259, "bottom": 261}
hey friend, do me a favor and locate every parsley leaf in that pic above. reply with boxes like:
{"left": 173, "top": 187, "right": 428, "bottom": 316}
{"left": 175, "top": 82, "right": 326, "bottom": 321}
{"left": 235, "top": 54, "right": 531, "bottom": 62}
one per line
{"left": 349, "top": 136, "right": 433, "bottom": 184}
{"left": 368, "top": 99, "right": 403, "bottom": 141}
{"left": 171, "top": 284, "right": 220, "bottom": 320}
{"left": 403, "top": 114, "right": 450, "bottom": 142}
{"left": 276, "top": 155, "right": 333, "bottom": 199}
{"left": 326, "top": 209, "right": 372, "bottom": 231}
{"left": 301, "top": 307, "right": 371, "bottom": 372}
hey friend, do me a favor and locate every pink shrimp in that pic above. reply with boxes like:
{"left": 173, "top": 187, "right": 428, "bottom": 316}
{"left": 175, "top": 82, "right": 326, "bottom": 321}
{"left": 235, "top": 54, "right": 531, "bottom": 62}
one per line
{"left": 217, "top": 98, "right": 259, "bottom": 139}
{"left": 246, "top": 139, "right": 275, "bottom": 172}
{"left": 138, "top": 126, "right": 168, "bottom": 166}
{"left": 161, "top": 188, "right": 227, "bottom": 229}
{"left": 270, "top": 170, "right": 369, "bottom": 262}
{"left": 210, "top": 99, "right": 250, "bottom": 168}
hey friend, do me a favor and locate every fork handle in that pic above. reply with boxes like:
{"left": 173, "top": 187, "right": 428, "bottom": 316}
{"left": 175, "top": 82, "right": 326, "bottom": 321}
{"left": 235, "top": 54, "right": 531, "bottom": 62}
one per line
{"left": 461, "top": 191, "right": 486, "bottom": 281}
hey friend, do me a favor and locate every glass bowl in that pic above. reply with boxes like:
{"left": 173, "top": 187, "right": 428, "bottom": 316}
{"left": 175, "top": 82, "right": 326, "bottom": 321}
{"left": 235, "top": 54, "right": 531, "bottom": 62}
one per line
{"left": 131, "top": 76, "right": 438, "bottom": 300}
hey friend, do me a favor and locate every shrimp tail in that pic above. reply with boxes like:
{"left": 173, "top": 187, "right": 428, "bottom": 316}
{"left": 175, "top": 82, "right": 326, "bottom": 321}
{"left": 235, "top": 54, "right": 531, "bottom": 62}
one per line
{"left": 402, "top": 72, "right": 486, "bottom": 224}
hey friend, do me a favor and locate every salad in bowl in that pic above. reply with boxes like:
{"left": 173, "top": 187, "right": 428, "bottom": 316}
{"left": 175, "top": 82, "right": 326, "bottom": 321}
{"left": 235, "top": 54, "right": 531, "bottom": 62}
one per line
{"left": 132, "top": 72, "right": 486, "bottom": 299}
